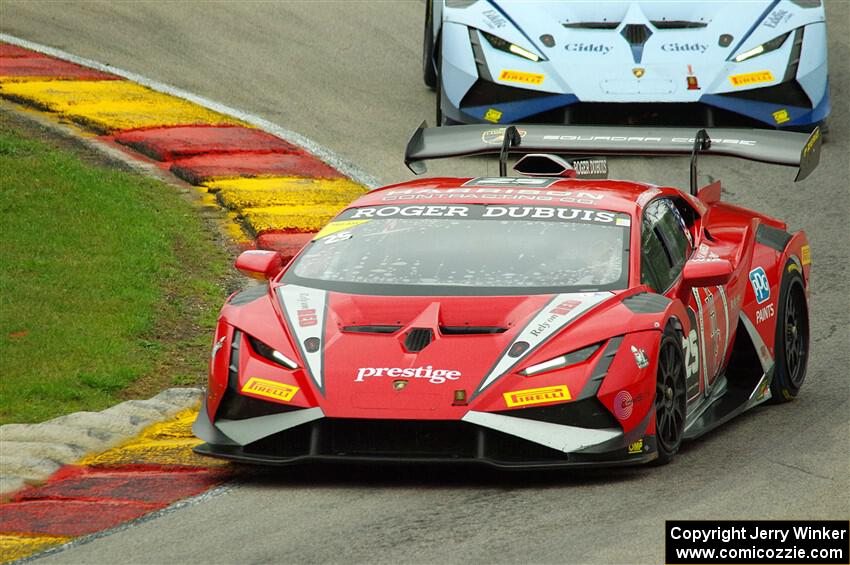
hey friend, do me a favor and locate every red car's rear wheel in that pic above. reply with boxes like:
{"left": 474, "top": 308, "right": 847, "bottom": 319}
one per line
{"left": 769, "top": 261, "right": 809, "bottom": 402}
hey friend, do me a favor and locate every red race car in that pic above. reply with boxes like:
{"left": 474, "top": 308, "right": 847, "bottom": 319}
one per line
{"left": 193, "top": 124, "right": 821, "bottom": 467}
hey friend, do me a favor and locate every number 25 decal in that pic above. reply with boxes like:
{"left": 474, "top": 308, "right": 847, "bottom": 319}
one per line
{"left": 682, "top": 329, "right": 700, "bottom": 379}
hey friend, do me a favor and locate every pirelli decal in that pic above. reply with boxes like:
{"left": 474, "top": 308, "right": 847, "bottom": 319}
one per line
{"left": 504, "top": 385, "right": 570, "bottom": 408}
{"left": 728, "top": 70, "right": 774, "bottom": 87}
{"left": 241, "top": 377, "right": 298, "bottom": 403}
{"left": 498, "top": 69, "right": 545, "bottom": 85}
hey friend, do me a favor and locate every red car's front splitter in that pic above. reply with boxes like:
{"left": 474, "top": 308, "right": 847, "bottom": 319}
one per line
{"left": 193, "top": 404, "right": 658, "bottom": 469}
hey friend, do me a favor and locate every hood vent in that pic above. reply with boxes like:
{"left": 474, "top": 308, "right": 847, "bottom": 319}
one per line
{"left": 563, "top": 20, "right": 706, "bottom": 32}
{"left": 440, "top": 326, "right": 507, "bottom": 335}
{"left": 650, "top": 20, "right": 707, "bottom": 29}
{"left": 563, "top": 21, "right": 620, "bottom": 30}
{"left": 404, "top": 328, "right": 434, "bottom": 352}
{"left": 342, "top": 325, "right": 506, "bottom": 336}
{"left": 621, "top": 23, "right": 652, "bottom": 63}
{"left": 621, "top": 23, "right": 651, "bottom": 46}
{"left": 342, "top": 325, "right": 402, "bottom": 334}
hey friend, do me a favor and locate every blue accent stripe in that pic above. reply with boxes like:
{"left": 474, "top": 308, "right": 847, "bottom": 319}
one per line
{"left": 801, "top": 81, "right": 831, "bottom": 125}
{"left": 631, "top": 43, "right": 645, "bottom": 64}
{"left": 726, "top": 0, "right": 781, "bottom": 61}
{"left": 700, "top": 89, "right": 827, "bottom": 128}
{"left": 483, "top": 0, "right": 547, "bottom": 60}
{"left": 463, "top": 93, "right": 578, "bottom": 123}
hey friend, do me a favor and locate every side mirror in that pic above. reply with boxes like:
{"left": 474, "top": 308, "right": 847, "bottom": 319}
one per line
{"left": 235, "top": 250, "right": 284, "bottom": 281}
{"left": 682, "top": 257, "right": 733, "bottom": 288}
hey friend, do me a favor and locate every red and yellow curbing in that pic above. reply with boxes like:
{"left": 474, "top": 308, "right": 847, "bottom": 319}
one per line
{"left": 0, "top": 43, "right": 117, "bottom": 82}
{"left": 0, "top": 80, "right": 244, "bottom": 133}
{"left": 0, "top": 408, "right": 230, "bottom": 563}
{"left": 113, "top": 124, "right": 300, "bottom": 160}
{"left": 208, "top": 176, "right": 367, "bottom": 209}
{"left": 0, "top": 40, "right": 368, "bottom": 562}
{"left": 0, "top": 41, "right": 368, "bottom": 252}
{"left": 0, "top": 535, "right": 72, "bottom": 564}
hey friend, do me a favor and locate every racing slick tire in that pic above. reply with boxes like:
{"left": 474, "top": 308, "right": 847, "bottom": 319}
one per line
{"left": 422, "top": 0, "right": 437, "bottom": 89}
{"left": 768, "top": 261, "right": 809, "bottom": 403}
{"left": 653, "top": 326, "right": 687, "bottom": 465}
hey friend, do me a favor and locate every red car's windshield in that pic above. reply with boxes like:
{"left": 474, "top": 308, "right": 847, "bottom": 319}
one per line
{"left": 283, "top": 203, "right": 631, "bottom": 296}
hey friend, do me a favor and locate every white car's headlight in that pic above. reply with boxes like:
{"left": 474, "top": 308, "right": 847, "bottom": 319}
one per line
{"left": 480, "top": 30, "right": 544, "bottom": 62}
{"left": 519, "top": 343, "right": 600, "bottom": 377}
{"left": 734, "top": 31, "right": 791, "bottom": 63}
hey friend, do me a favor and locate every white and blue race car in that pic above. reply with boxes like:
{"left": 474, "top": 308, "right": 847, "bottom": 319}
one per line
{"left": 424, "top": 0, "right": 829, "bottom": 131}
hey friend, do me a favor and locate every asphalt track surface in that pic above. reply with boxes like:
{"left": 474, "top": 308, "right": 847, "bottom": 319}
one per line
{"left": 2, "top": 2, "right": 849, "bottom": 564}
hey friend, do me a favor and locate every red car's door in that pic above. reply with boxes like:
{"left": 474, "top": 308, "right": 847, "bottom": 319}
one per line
{"left": 687, "top": 285, "right": 731, "bottom": 391}
{"left": 640, "top": 197, "right": 731, "bottom": 404}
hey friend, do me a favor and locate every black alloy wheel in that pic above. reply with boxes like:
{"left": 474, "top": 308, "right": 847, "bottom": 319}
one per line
{"left": 769, "top": 262, "right": 809, "bottom": 403}
{"left": 783, "top": 284, "right": 807, "bottom": 387}
{"left": 654, "top": 330, "right": 687, "bottom": 464}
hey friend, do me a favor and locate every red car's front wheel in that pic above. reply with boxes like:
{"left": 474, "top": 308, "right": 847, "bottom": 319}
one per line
{"left": 654, "top": 328, "right": 687, "bottom": 465}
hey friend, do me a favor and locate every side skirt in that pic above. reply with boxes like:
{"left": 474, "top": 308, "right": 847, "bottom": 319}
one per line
{"left": 683, "top": 367, "right": 773, "bottom": 440}
{"left": 683, "top": 311, "right": 775, "bottom": 440}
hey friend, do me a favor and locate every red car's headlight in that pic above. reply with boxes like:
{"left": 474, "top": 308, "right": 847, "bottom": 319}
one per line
{"left": 246, "top": 335, "right": 298, "bottom": 370}
{"left": 519, "top": 343, "right": 601, "bottom": 377}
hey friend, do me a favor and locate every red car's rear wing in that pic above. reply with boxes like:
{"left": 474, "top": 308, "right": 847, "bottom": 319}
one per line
{"left": 404, "top": 123, "right": 821, "bottom": 186}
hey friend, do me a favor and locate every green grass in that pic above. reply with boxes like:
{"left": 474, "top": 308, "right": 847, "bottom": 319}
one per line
{"left": 0, "top": 116, "right": 229, "bottom": 424}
